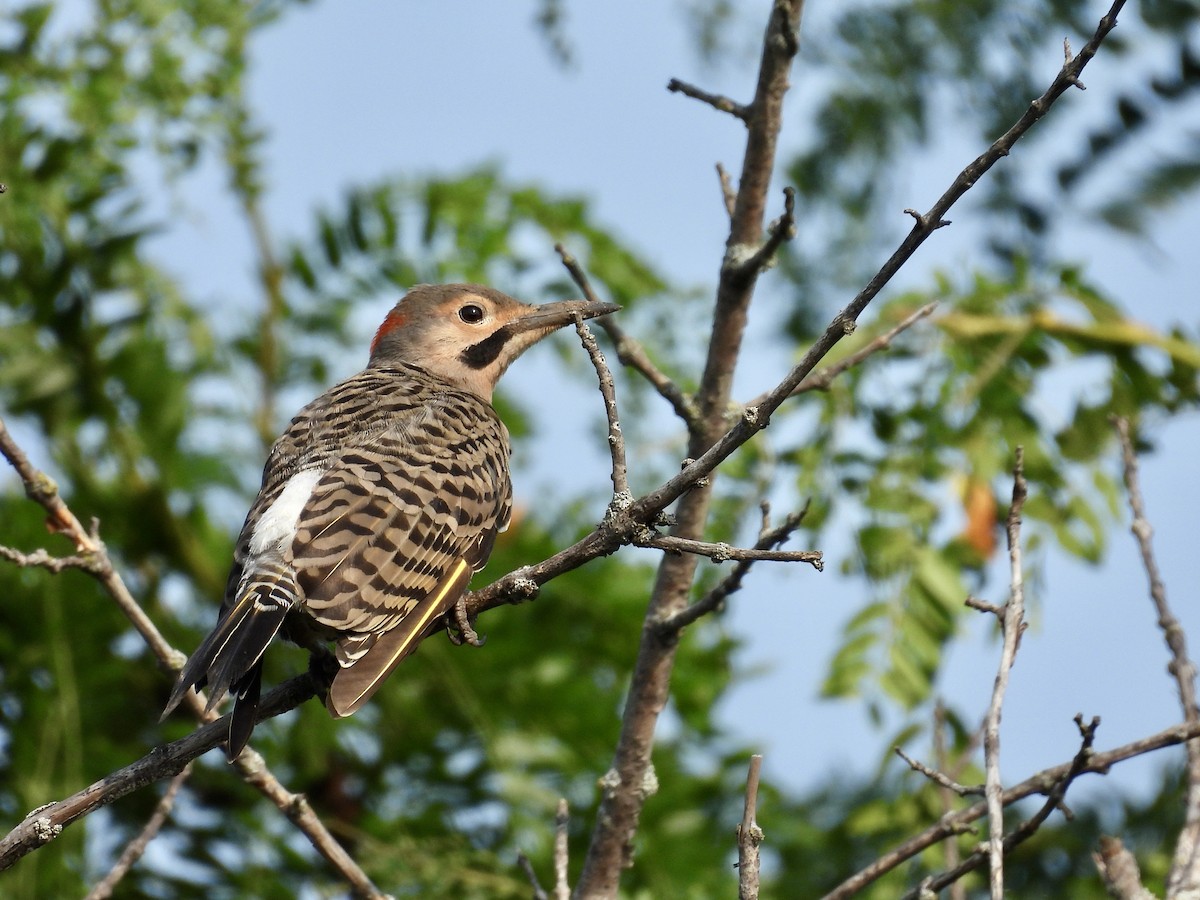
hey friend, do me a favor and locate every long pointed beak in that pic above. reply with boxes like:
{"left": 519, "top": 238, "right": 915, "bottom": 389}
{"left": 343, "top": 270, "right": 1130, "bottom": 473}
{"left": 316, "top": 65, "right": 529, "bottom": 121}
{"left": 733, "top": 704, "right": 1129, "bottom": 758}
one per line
{"left": 509, "top": 298, "right": 620, "bottom": 334}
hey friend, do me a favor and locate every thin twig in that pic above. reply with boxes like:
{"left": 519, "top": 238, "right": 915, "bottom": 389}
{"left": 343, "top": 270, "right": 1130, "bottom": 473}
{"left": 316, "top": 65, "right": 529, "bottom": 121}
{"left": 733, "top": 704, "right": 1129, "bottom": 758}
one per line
{"left": 0, "top": 418, "right": 99, "bottom": 553}
{"left": 903, "top": 715, "right": 1099, "bottom": 900}
{"left": 933, "top": 701, "right": 967, "bottom": 900}
{"left": 737, "top": 754, "right": 764, "bottom": 900}
{"left": 660, "top": 502, "right": 808, "bottom": 632}
{"left": 83, "top": 764, "right": 192, "bottom": 900}
{"left": 573, "top": 315, "right": 629, "bottom": 497}
{"left": 1113, "top": 415, "right": 1200, "bottom": 896}
{"left": 0, "top": 545, "right": 97, "bottom": 573}
{"left": 731, "top": 187, "right": 796, "bottom": 282}
{"left": 743, "top": 303, "right": 937, "bottom": 411}
{"left": 554, "top": 798, "right": 570, "bottom": 900}
{"left": 517, "top": 853, "right": 549, "bottom": 900}
{"left": 554, "top": 243, "right": 699, "bottom": 429}
{"left": 716, "top": 163, "right": 736, "bottom": 219}
{"left": 894, "top": 746, "right": 983, "bottom": 797}
{"left": 980, "top": 447, "right": 1029, "bottom": 899}
{"left": 823, "top": 713, "right": 1132, "bottom": 900}
{"left": 635, "top": 531, "right": 821, "bottom": 567}
{"left": 667, "top": 78, "right": 750, "bottom": 122}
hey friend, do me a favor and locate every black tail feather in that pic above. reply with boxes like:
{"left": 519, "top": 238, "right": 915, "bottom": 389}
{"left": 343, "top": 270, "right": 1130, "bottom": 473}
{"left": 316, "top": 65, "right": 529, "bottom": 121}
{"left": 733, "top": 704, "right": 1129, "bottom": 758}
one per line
{"left": 227, "top": 662, "right": 263, "bottom": 760}
{"left": 160, "top": 576, "right": 294, "bottom": 758}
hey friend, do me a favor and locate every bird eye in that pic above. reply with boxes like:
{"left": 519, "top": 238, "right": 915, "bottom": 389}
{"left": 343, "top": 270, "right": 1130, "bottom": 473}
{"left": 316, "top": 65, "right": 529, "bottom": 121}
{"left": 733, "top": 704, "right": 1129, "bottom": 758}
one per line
{"left": 458, "top": 304, "right": 485, "bottom": 324}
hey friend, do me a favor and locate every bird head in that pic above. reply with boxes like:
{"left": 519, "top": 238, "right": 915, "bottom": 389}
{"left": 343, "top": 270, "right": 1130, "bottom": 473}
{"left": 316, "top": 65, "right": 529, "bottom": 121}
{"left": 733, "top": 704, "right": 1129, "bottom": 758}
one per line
{"left": 369, "top": 284, "right": 619, "bottom": 399}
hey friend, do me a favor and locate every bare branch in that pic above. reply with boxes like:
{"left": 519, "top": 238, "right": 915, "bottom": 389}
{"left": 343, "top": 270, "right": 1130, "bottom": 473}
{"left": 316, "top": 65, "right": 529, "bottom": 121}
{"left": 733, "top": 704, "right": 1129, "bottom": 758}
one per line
{"left": 576, "top": 4, "right": 806, "bottom": 890}
{"left": 573, "top": 315, "right": 629, "bottom": 497}
{"left": 743, "top": 302, "right": 937, "bottom": 411}
{"left": 716, "top": 163, "right": 736, "bottom": 219}
{"left": 667, "top": 78, "right": 749, "bottom": 122}
{"left": 904, "top": 716, "right": 1100, "bottom": 900}
{"left": 83, "top": 765, "right": 192, "bottom": 900}
{"left": 660, "top": 502, "right": 808, "bottom": 632}
{"left": 737, "top": 754, "right": 765, "bottom": 900}
{"left": 1094, "top": 835, "right": 1156, "bottom": 900}
{"left": 635, "top": 531, "right": 821, "bottom": 567}
{"left": 0, "top": 672, "right": 319, "bottom": 871}
{"left": 730, "top": 187, "right": 797, "bottom": 282}
{"left": 1113, "top": 415, "right": 1200, "bottom": 896}
{"left": 471, "top": 0, "right": 1126, "bottom": 639}
{"left": 0, "top": 544, "right": 97, "bottom": 573}
{"left": 555, "top": 243, "right": 699, "bottom": 429}
{"left": 517, "top": 853, "right": 549, "bottom": 900}
{"left": 0, "top": 417, "right": 99, "bottom": 553}
{"left": 982, "top": 447, "right": 1029, "bottom": 898}
{"left": 966, "top": 594, "right": 1004, "bottom": 618}
{"left": 826, "top": 712, "right": 1150, "bottom": 900}
{"left": 894, "top": 746, "right": 983, "bottom": 797}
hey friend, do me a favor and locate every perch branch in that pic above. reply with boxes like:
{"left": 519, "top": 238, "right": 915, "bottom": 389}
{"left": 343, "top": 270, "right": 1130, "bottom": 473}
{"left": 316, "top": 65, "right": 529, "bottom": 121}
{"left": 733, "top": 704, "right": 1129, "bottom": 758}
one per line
{"left": 0, "top": 417, "right": 388, "bottom": 898}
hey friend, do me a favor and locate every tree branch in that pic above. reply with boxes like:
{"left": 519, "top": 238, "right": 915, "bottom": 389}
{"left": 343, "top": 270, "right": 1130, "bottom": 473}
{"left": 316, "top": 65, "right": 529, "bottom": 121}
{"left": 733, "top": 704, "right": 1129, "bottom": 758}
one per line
{"left": 821, "top": 711, "right": 1194, "bottom": 900}
{"left": 1094, "top": 835, "right": 1156, "bottom": 900}
{"left": 573, "top": 314, "right": 629, "bottom": 498}
{"left": 980, "top": 447, "right": 1029, "bottom": 898}
{"left": 736, "top": 754, "right": 764, "bottom": 900}
{"left": 83, "top": 764, "right": 192, "bottom": 900}
{"left": 555, "top": 243, "right": 699, "bottom": 429}
{"left": 903, "top": 715, "right": 1099, "bottom": 900}
{"left": 667, "top": 78, "right": 750, "bottom": 122}
{"left": 1113, "top": 415, "right": 1200, "bottom": 897}
{"left": 575, "top": 4, "right": 806, "bottom": 892}
{"left": 894, "top": 746, "right": 984, "bottom": 797}
{"left": 658, "top": 502, "right": 807, "bottom": 632}
{"left": 742, "top": 302, "right": 937, "bottom": 412}
{"left": 0, "top": 672, "right": 320, "bottom": 871}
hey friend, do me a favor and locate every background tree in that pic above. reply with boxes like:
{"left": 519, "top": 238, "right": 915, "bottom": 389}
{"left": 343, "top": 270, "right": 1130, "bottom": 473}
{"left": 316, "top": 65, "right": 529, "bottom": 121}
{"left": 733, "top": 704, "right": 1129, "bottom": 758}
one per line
{"left": 1, "top": 0, "right": 1198, "bottom": 897}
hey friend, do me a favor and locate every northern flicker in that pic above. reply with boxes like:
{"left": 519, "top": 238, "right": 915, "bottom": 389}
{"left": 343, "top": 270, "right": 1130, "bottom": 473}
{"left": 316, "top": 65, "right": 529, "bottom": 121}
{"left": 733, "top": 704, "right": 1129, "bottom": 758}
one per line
{"left": 162, "top": 283, "right": 617, "bottom": 758}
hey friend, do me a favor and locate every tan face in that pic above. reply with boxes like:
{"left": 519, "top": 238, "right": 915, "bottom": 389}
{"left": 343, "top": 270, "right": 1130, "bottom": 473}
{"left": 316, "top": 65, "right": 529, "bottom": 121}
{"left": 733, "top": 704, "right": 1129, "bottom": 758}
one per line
{"left": 370, "top": 284, "right": 618, "bottom": 400}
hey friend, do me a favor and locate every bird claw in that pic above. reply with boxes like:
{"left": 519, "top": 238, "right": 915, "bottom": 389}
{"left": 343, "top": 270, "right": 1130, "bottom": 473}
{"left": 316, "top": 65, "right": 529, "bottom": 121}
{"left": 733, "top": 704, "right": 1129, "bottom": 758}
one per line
{"left": 447, "top": 595, "right": 486, "bottom": 648}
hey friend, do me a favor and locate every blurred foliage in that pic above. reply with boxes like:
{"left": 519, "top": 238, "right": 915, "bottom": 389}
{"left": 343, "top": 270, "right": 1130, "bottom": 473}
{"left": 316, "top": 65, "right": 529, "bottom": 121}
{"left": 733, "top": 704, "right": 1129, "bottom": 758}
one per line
{"left": 1, "top": 0, "right": 1198, "bottom": 898}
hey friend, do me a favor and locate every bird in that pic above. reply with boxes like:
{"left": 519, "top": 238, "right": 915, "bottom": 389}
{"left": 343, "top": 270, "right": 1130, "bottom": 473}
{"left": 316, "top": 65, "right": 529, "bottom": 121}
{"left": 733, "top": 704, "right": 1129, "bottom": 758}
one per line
{"left": 162, "top": 283, "right": 618, "bottom": 758}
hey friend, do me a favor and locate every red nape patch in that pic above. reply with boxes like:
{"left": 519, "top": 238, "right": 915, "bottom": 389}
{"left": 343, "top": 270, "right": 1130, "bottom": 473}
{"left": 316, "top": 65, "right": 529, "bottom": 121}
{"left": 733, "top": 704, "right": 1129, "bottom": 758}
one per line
{"left": 370, "top": 306, "right": 408, "bottom": 355}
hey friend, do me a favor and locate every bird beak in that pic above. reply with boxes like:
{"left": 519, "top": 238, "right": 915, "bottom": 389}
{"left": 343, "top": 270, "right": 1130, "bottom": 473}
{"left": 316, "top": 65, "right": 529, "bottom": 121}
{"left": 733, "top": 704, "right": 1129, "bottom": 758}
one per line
{"left": 509, "top": 298, "right": 620, "bottom": 334}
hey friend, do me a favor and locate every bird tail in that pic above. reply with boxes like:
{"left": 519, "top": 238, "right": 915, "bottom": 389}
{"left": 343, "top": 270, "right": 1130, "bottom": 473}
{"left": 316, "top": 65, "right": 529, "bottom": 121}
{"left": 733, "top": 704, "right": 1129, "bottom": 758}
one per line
{"left": 161, "top": 563, "right": 296, "bottom": 759}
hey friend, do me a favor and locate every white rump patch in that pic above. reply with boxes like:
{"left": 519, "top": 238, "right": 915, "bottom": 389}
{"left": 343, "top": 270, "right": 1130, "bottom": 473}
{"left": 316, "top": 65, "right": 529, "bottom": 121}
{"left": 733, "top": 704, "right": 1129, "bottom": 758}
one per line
{"left": 250, "top": 469, "right": 323, "bottom": 556}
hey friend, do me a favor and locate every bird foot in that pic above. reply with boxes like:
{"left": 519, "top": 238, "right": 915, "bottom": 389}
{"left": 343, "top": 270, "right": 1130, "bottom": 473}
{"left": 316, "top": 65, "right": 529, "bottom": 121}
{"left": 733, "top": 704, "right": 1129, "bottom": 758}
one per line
{"left": 446, "top": 595, "right": 486, "bottom": 648}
